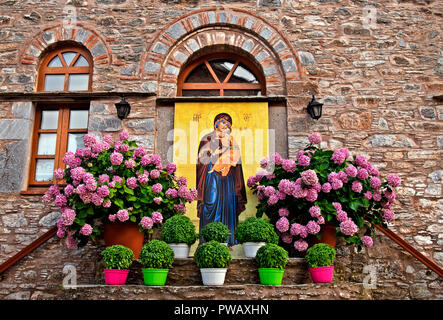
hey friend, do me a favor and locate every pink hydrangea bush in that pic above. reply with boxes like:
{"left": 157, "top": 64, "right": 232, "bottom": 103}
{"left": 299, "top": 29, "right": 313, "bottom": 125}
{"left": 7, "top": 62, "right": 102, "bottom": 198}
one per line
{"left": 248, "top": 132, "right": 401, "bottom": 255}
{"left": 43, "top": 131, "right": 197, "bottom": 249}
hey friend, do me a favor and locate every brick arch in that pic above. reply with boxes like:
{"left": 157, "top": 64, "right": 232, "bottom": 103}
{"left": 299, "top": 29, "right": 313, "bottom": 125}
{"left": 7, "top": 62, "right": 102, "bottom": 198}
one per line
{"left": 159, "top": 27, "right": 287, "bottom": 97}
{"left": 19, "top": 24, "right": 112, "bottom": 67}
{"left": 140, "top": 7, "right": 304, "bottom": 97}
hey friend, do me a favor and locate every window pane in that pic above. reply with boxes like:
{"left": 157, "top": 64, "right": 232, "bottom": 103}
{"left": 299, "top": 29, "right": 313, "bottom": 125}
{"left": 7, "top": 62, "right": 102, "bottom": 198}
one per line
{"left": 48, "top": 56, "right": 63, "bottom": 67}
{"left": 44, "top": 74, "right": 65, "bottom": 91}
{"left": 37, "top": 133, "right": 57, "bottom": 155}
{"left": 68, "top": 133, "right": 86, "bottom": 153}
{"left": 35, "top": 159, "right": 54, "bottom": 181}
{"left": 185, "top": 63, "right": 216, "bottom": 83}
{"left": 74, "top": 55, "right": 89, "bottom": 67}
{"left": 68, "top": 74, "right": 89, "bottom": 91}
{"left": 69, "top": 110, "right": 89, "bottom": 129}
{"left": 209, "top": 59, "right": 236, "bottom": 82}
{"left": 40, "top": 110, "right": 59, "bottom": 129}
{"left": 62, "top": 52, "right": 77, "bottom": 66}
{"left": 229, "top": 63, "right": 258, "bottom": 83}
{"left": 182, "top": 89, "right": 220, "bottom": 96}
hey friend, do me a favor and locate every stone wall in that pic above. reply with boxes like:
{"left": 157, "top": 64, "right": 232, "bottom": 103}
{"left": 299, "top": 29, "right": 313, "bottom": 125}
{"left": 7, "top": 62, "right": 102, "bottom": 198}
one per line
{"left": 0, "top": 101, "right": 33, "bottom": 193}
{"left": 0, "top": 0, "right": 442, "bottom": 299}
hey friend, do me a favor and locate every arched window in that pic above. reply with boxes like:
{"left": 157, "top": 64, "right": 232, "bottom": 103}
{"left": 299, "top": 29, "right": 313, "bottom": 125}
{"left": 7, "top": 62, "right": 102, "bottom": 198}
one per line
{"left": 177, "top": 53, "right": 265, "bottom": 97}
{"left": 37, "top": 46, "right": 93, "bottom": 92}
{"left": 28, "top": 46, "right": 92, "bottom": 190}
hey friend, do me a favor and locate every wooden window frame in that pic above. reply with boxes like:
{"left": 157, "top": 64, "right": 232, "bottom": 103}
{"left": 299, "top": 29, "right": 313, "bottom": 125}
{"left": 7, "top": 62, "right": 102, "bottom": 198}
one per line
{"left": 177, "top": 53, "right": 266, "bottom": 96}
{"left": 37, "top": 46, "right": 93, "bottom": 92}
{"left": 27, "top": 103, "right": 89, "bottom": 189}
{"left": 23, "top": 46, "right": 93, "bottom": 194}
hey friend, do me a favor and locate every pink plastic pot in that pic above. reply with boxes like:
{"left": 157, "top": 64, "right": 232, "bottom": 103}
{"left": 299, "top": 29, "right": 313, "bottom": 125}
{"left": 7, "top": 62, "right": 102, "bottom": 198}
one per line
{"left": 308, "top": 266, "right": 334, "bottom": 283}
{"left": 104, "top": 269, "right": 130, "bottom": 285}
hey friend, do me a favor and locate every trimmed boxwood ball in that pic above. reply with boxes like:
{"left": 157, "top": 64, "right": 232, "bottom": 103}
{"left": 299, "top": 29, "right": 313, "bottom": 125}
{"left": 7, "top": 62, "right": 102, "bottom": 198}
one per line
{"left": 102, "top": 245, "right": 134, "bottom": 270}
{"left": 194, "top": 240, "right": 232, "bottom": 269}
{"left": 139, "top": 240, "right": 175, "bottom": 269}
{"left": 161, "top": 214, "right": 198, "bottom": 246}
{"left": 234, "top": 217, "right": 279, "bottom": 244}
{"left": 200, "top": 222, "right": 230, "bottom": 243}
{"left": 305, "top": 243, "right": 336, "bottom": 268}
{"left": 255, "top": 243, "right": 289, "bottom": 269}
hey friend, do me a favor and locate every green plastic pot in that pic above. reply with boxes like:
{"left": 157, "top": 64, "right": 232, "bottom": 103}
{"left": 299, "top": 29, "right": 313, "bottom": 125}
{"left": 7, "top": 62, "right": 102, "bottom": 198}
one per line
{"left": 142, "top": 268, "right": 169, "bottom": 286}
{"left": 258, "top": 268, "right": 285, "bottom": 285}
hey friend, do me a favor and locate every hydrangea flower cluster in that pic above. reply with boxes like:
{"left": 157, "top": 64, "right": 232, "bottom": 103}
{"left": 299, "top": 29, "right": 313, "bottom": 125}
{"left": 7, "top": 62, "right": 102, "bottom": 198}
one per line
{"left": 248, "top": 132, "right": 401, "bottom": 254}
{"left": 43, "top": 131, "right": 197, "bottom": 249}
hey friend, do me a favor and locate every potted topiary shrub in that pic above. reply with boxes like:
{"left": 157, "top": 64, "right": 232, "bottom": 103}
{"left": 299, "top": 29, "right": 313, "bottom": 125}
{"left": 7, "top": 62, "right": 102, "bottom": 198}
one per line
{"left": 305, "top": 243, "right": 336, "bottom": 283}
{"left": 139, "top": 240, "right": 175, "bottom": 286}
{"left": 255, "top": 243, "right": 289, "bottom": 285}
{"left": 101, "top": 245, "right": 134, "bottom": 285}
{"left": 234, "top": 217, "right": 279, "bottom": 258}
{"left": 193, "top": 240, "right": 232, "bottom": 286}
{"left": 161, "top": 214, "right": 198, "bottom": 258}
{"left": 199, "top": 222, "right": 230, "bottom": 245}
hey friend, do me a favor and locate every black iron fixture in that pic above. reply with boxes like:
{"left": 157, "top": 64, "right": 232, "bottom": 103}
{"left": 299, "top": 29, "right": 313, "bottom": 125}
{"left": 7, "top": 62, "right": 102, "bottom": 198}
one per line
{"left": 306, "top": 94, "right": 323, "bottom": 120}
{"left": 115, "top": 97, "right": 131, "bottom": 120}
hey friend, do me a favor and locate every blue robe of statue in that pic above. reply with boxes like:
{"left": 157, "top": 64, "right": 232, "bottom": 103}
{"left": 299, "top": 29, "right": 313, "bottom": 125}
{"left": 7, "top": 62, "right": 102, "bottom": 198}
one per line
{"left": 199, "top": 162, "right": 238, "bottom": 246}
{"left": 196, "top": 131, "right": 247, "bottom": 247}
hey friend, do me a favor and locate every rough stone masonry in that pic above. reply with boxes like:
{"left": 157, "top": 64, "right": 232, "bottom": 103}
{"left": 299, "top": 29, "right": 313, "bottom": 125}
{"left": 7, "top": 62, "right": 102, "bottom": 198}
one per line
{"left": 0, "top": 0, "right": 442, "bottom": 299}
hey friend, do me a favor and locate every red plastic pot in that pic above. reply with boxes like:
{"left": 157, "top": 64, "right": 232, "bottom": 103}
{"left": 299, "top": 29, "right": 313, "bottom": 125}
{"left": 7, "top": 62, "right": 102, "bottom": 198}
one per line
{"left": 308, "top": 266, "right": 334, "bottom": 283}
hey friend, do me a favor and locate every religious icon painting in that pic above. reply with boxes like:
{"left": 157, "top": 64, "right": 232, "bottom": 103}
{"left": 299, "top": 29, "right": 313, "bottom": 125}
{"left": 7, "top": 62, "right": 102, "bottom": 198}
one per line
{"left": 173, "top": 102, "right": 269, "bottom": 255}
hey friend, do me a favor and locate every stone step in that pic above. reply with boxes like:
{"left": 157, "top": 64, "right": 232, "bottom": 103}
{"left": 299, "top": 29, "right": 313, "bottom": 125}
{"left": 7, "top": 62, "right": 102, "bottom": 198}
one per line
{"left": 97, "top": 258, "right": 312, "bottom": 286}
{"left": 60, "top": 282, "right": 373, "bottom": 300}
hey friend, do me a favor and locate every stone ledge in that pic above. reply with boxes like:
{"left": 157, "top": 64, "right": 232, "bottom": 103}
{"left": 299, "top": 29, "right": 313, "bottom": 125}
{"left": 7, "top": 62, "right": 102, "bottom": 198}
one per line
{"left": 98, "top": 258, "right": 312, "bottom": 286}
{"left": 60, "top": 283, "right": 373, "bottom": 300}
{"left": 0, "top": 91, "right": 155, "bottom": 101}
{"left": 155, "top": 95, "right": 287, "bottom": 105}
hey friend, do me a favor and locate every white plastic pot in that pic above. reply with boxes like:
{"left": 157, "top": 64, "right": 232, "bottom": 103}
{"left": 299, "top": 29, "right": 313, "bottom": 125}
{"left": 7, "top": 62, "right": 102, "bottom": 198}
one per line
{"left": 243, "top": 242, "right": 266, "bottom": 258}
{"left": 200, "top": 268, "right": 227, "bottom": 286}
{"left": 168, "top": 243, "right": 190, "bottom": 259}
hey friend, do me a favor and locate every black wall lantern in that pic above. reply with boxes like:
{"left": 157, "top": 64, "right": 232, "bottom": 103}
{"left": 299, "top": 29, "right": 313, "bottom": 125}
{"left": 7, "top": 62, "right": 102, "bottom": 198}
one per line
{"left": 307, "top": 94, "right": 323, "bottom": 120}
{"left": 115, "top": 97, "right": 131, "bottom": 120}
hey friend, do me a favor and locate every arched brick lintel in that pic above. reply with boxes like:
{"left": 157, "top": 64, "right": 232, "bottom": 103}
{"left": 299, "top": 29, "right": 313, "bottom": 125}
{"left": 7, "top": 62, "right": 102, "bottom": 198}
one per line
{"left": 141, "top": 8, "right": 305, "bottom": 97}
{"left": 19, "top": 24, "right": 113, "bottom": 67}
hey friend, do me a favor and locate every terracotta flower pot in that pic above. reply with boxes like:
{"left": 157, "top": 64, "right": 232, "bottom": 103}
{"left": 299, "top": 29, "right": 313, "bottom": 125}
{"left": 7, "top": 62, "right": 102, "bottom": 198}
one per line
{"left": 314, "top": 222, "right": 337, "bottom": 248}
{"left": 104, "top": 221, "right": 144, "bottom": 260}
